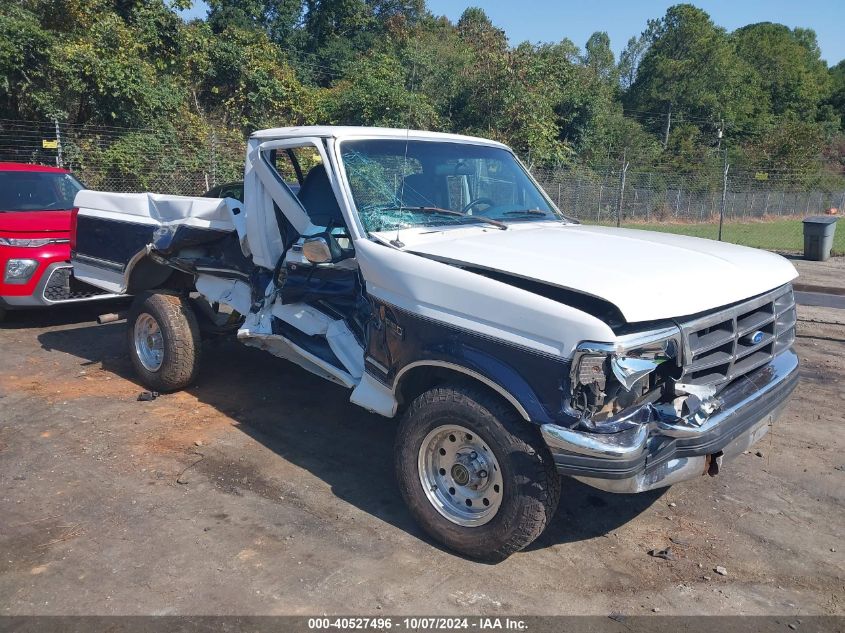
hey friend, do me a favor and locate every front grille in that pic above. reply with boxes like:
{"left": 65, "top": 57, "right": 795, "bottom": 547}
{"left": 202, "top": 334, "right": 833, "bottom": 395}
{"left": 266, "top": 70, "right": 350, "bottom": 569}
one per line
{"left": 678, "top": 284, "right": 796, "bottom": 387}
{"left": 42, "top": 266, "right": 110, "bottom": 303}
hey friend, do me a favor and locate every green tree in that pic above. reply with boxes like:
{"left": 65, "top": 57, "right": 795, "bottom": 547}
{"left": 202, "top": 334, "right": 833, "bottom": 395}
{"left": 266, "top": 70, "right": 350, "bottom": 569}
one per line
{"left": 625, "top": 4, "right": 756, "bottom": 144}
{"left": 322, "top": 50, "right": 437, "bottom": 128}
{"left": 582, "top": 32, "right": 616, "bottom": 85}
{"left": 200, "top": 25, "right": 314, "bottom": 130}
{"left": 0, "top": 4, "right": 54, "bottom": 119}
{"left": 733, "top": 23, "right": 832, "bottom": 121}
{"left": 207, "top": 0, "right": 304, "bottom": 44}
{"left": 830, "top": 60, "right": 845, "bottom": 129}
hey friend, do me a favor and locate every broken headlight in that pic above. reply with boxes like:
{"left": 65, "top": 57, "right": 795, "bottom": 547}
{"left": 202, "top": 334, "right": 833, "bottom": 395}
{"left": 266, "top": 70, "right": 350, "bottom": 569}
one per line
{"left": 570, "top": 327, "right": 682, "bottom": 432}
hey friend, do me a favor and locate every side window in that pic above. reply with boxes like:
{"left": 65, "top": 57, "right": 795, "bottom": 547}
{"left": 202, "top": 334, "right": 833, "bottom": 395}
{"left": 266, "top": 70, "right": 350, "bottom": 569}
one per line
{"left": 219, "top": 184, "right": 244, "bottom": 202}
{"left": 56, "top": 174, "right": 84, "bottom": 207}
{"left": 271, "top": 144, "right": 347, "bottom": 232}
{"left": 274, "top": 146, "right": 322, "bottom": 192}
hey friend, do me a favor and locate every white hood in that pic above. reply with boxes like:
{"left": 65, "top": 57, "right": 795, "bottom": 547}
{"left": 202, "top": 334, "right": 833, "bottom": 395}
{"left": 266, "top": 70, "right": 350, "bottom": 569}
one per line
{"left": 392, "top": 223, "right": 798, "bottom": 323}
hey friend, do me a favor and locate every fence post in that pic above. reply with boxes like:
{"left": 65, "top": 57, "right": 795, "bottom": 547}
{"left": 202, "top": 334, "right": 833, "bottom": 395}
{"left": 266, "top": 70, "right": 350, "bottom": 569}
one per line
{"left": 210, "top": 130, "right": 218, "bottom": 188}
{"left": 54, "top": 118, "right": 63, "bottom": 168}
{"left": 616, "top": 150, "right": 628, "bottom": 228}
{"left": 597, "top": 184, "right": 603, "bottom": 222}
{"left": 718, "top": 150, "right": 729, "bottom": 241}
{"left": 573, "top": 177, "right": 581, "bottom": 217}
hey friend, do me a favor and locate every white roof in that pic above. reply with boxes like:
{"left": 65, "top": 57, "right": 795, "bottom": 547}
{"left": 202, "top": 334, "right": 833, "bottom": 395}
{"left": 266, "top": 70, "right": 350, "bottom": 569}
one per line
{"left": 249, "top": 125, "right": 509, "bottom": 149}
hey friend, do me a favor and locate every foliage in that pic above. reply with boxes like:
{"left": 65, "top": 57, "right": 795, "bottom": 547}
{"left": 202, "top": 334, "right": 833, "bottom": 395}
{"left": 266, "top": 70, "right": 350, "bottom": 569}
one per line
{"left": 0, "top": 0, "right": 842, "bottom": 184}
{"left": 626, "top": 5, "right": 757, "bottom": 133}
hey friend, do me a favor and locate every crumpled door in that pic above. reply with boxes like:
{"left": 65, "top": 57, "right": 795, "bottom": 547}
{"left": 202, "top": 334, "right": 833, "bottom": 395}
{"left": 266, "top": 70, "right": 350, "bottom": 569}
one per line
{"left": 242, "top": 136, "right": 345, "bottom": 270}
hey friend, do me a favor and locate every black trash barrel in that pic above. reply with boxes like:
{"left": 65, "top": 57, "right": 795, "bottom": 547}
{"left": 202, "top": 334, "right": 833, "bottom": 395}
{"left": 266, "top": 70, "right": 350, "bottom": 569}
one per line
{"left": 802, "top": 216, "right": 838, "bottom": 261}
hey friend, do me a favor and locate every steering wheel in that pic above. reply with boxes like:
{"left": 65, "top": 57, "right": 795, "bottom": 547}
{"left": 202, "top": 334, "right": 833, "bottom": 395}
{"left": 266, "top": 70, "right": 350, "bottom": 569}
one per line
{"left": 462, "top": 197, "right": 496, "bottom": 214}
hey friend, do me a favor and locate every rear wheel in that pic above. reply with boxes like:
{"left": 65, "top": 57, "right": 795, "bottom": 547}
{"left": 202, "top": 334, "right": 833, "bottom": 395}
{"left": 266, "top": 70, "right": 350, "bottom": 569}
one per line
{"left": 0, "top": 306, "right": 6, "bottom": 323}
{"left": 127, "top": 292, "right": 201, "bottom": 391}
{"left": 395, "top": 385, "right": 560, "bottom": 562}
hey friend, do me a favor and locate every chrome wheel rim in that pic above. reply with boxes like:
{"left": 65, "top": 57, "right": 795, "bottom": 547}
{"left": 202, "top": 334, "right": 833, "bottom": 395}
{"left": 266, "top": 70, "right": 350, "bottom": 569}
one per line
{"left": 418, "top": 424, "right": 503, "bottom": 527}
{"left": 134, "top": 313, "right": 164, "bottom": 372}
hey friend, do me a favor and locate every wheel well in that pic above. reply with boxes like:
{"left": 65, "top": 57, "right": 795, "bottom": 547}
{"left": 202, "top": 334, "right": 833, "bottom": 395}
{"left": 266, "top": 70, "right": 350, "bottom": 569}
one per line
{"left": 394, "top": 364, "right": 530, "bottom": 422}
{"left": 127, "top": 256, "right": 194, "bottom": 294}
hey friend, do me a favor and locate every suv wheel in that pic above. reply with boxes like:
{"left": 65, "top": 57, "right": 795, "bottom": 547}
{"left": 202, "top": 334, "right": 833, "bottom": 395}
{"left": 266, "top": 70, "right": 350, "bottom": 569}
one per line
{"left": 127, "top": 292, "right": 201, "bottom": 392}
{"left": 395, "top": 385, "right": 560, "bottom": 562}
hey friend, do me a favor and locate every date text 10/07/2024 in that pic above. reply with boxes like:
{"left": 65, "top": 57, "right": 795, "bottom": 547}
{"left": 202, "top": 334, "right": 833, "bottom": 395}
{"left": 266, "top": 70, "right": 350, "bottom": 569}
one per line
{"left": 307, "top": 618, "right": 528, "bottom": 630}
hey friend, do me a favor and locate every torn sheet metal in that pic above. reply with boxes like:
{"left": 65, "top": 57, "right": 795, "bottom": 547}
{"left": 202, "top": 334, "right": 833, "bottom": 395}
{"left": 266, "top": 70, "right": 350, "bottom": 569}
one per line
{"left": 195, "top": 275, "right": 252, "bottom": 316}
{"left": 350, "top": 371, "right": 398, "bottom": 417}
{"left": 326, "top": 320, "right": 364, "bottom": 379}
{"left": 271, "top": 301, "right": 364, "bottom": 379}
{"left": 237, "top": 330, "right": 356, "bottom": 388}
{"left": 272, "top": 302, "right": 334, "bottom": 337}
{"left": 74, "top": 190, "right": 236, "bottom": 232}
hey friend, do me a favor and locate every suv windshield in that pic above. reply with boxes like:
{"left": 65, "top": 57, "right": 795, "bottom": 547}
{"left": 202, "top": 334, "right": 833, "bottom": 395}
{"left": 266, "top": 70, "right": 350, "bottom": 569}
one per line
{"left": 339, "top": 139, "right": 562, "bottom": 233}
{"left": 0, "top": 171, "right": 84, "bottom": 212}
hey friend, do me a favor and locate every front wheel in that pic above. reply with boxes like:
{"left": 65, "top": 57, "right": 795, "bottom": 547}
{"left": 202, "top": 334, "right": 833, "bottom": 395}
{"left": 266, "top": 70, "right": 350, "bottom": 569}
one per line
{"left": 395, "top": 385, "right": 560, "bottom": 562}
{"left": 127, "top": 292, "right": 202, "bottom": 392}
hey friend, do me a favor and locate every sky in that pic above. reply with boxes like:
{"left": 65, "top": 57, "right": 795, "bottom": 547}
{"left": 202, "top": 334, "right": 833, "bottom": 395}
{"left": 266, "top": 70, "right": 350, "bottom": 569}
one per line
{"left": 179, "top": 0, "right": 845, "bottom": 65}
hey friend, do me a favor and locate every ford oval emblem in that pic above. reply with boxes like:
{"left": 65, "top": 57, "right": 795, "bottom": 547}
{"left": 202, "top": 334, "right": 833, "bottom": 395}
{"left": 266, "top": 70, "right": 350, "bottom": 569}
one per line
{"left": 743, "top": 330, "right": 765, "bottom": 345}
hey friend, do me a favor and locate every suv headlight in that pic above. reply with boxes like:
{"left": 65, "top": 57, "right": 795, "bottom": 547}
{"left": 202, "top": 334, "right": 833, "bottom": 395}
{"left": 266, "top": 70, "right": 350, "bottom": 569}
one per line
{"left": 0, "top": 237, "right": 54, "bottom": 248}
{"left": 571, "top": 326, "right": 682, "bottom": 431}
{"left": 4, "top": 258, "right": 39, "bottom": 284}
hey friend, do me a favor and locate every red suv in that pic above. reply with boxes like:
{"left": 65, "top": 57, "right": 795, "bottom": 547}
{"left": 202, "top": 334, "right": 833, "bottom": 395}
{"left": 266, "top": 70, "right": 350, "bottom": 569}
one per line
{"left": 0, "top": 163, "right": 117, "bottom": 321}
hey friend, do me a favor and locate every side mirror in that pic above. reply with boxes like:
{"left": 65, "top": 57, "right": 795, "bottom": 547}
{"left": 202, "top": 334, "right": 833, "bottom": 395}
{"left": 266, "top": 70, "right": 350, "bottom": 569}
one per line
{"left": 302, "top": 236, "right": 335, "bottom": 264}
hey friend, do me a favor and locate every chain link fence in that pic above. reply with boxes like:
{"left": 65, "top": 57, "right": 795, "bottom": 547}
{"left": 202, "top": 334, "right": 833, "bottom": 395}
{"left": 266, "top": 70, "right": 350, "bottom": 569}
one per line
{"left": 532, "top": 166, "right": 845, "bottom": 255}
{"left": 0, "top": 118, "right": 244, "bottom": 196}
{"left": 2, "top": 119, "right": 843, "bottom": 255}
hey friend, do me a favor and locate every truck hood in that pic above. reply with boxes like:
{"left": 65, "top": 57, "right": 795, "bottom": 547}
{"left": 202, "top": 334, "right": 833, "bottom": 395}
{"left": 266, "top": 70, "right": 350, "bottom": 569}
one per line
{"left": 0, "top": 210, "right": 72, "bottom": 235}
{"left": 399, "top": 223, "right": 798, "bottom": 323}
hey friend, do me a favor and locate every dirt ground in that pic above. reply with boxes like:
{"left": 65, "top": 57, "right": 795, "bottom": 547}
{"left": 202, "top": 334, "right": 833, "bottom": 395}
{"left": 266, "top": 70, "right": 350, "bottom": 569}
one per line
{"left": 792, "top": 256, "right": 845, "bottom": 292}
{"left": 0, "top": 298, "right": 843, "bottom": 616}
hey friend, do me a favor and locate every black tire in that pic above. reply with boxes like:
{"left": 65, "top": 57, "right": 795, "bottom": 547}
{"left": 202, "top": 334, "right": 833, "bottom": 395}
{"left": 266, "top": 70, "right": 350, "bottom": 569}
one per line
{"left": 127, "top": 292, "right": 201, "bottom": 392}
{"left": 395, "top": 384, "right": 561, "bottom": 562}
{"left": 0, "top": 306, "right": 6, "bottom": 323}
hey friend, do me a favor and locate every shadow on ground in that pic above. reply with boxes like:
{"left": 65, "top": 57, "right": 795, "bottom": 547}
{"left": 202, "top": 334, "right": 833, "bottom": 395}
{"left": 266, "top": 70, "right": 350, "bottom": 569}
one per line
{"left": 1, "top": 299, "right": 130, "bottom": 331}
{"left": 37, "top": 311, "right": 661, "bottom": 557}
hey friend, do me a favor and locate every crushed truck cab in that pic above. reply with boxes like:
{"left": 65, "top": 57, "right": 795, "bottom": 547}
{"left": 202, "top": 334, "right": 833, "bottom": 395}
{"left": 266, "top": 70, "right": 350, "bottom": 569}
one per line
{"left": 71, "top": 126, "right": 799, "bottom": 561}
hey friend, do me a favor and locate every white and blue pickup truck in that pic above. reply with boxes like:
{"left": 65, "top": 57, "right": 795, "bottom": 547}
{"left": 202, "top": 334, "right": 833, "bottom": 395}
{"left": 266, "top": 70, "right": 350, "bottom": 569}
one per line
{"left": 71, "top": 126, "right": 799, "bottom": 561}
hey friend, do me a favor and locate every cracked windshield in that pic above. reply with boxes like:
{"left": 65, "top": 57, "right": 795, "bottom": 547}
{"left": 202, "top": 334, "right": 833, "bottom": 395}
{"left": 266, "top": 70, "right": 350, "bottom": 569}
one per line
{"left": 340, "top": 139, "right": 563, "bottom": 233}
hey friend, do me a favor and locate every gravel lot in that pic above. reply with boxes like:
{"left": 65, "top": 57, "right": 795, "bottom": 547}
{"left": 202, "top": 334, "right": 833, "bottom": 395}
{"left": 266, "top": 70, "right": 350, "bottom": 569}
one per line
{"left": 0, "top": 299, "right": 843, "bottom": 616}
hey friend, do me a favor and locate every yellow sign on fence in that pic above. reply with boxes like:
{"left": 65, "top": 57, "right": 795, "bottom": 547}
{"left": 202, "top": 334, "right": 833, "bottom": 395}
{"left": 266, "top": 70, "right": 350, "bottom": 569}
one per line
{"left": 42, "top": 139, "right": 58, "bottom": 149}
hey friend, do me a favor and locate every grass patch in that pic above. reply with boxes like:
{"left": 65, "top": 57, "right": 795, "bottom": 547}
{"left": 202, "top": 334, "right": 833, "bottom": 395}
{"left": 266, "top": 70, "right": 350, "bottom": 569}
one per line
{"left": 609, "top": 218, "right": 843, "bottom": 255}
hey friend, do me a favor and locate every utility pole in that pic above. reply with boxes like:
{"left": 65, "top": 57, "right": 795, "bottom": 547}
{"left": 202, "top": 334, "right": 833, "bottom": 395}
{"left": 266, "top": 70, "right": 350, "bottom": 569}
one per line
{"left": 718, "top": 149, "right": 729, "bottom": 241}
{"left": 617, "top": 148, "right": 629, "bottom": 228}
{"left": 662, "top": 103, "right": 672, "bottom": 149}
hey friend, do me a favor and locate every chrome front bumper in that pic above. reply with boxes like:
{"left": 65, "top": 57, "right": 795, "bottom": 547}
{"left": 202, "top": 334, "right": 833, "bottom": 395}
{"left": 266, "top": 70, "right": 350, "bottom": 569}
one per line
{"left": 540, "top": 349, "right": 799, "bottom": 493}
